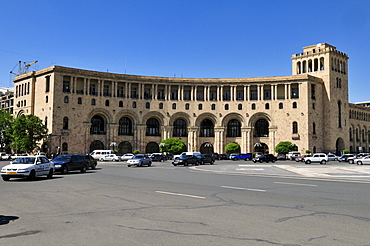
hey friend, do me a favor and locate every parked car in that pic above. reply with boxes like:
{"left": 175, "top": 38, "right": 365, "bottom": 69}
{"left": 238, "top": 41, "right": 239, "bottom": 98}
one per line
{"left": 99, "top": 154, "right": 121, "bottom": 162}
{"left": 120, "top": 153, "right": 134, "bottom": 161}
{"left": 52, "top": 154, "right": 88, "bottom": 174}
{"left": 277, "top": 153, "right": 287, "bottom": 160}
{"left": 1, "top": 156, "right": 54, "bottom": 181}
{"left": 347, "top": 153, "right": 369, "bottom": 164}
{"left": 196, "top": 154, "right": 215, "bottom": 165}
{"left": 287, "top": 151, "right": 301, "bottom": 160}
{"left": 254, "top": 152, "right": 263, "bottom": 158}
{"left": 90, "top": 150, "right": 115, "bottom": 160}
{"left": 218, "top": 154, "right": 229, "bottom": 160}
{"left": 304, "top": 153, "right": 328, "bottom": 164}
{"left": 127, "top": 154, "right": 152, "bottom": 167}
{"left": 211, "top": 153, "right": 219, "bottom": 160}
{"left": 0, "top": 153, "right": 11, "bottom": 160}
{"left": 231, "top": 153, "right": 253, "bottom": 161}
{"left": 327, "top": 154, "right": 339, "bottom": 161}
{"left": 81, "top": 155, "right": 98, "bottom": 169}
{"left": 252, "top": 154, "right": 277, "bottom": 163}
{"left": 172, "top": 155, "right": 200, "bottom": 166}
{"left": 338, "top": 154, "right": 354, "bottom": 162}
{"left": 295, "top": 155, "right": 312, "bottom": 162}
{"left": 355, "top": 156, "right": 370, "bottom": 165}
{"left": 150, "top": 154, "right": 166, "bottom": 162}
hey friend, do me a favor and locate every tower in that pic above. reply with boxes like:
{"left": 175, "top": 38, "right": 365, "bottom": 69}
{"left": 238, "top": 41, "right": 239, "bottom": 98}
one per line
{"left": 291, "top": 43, "right": 349, "bottom": 153}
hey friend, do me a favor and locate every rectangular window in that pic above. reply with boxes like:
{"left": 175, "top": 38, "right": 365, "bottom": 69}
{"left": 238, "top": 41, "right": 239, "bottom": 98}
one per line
{"left": 103, "top": 85, "right": 111, "bottom": 96}
{"left": 250, "top": 90, "right": 258, "bottom": 100}
{"left": 263, "top": 89, "right": 271, "bottom": 100}
{"left": 210, "top": 90, "right": 217, "bottom": 101}
{"left": 223, "top": 90, "right": 231, "bottom": 100}
{"left": 197, "top": 90, "right": 204, "bottom": 101}
{"left": 63, "top": 80, "right": 70, "bottom": 93}
{"left": 45, "top": 76, "right": 50, "bottom": 92}
{"left": 237, "top": 90, "right": 244, "bottom": 100}
{"left": 90, "top": 84, "right": 96, "bottom": 95}
{"left": 144, "top": 88, "right": 151, "bottom": 99}
{"left": 157, "top": 89, "right": 165, "bottom": 100}
{"left": 131, "top": 87, "right": 138, "bottom": 99}
{"left": 183, "top": 90, "right": 191, "bottom": 100}
{"left": 171, "top": 90, "right": 178, "bottom": 100}
{"left": 292, "top": 87, "right": 299, "bottom": 98}
{"left": 117, "top": 86, "right": 124, "bottom": 97}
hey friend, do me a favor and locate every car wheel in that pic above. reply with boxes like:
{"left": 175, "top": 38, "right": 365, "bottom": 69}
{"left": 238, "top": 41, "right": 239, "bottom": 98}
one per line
{"left": 349, "top": 159, "right": 354, "bottom": 164}
{"left": 272, "top": 160, "right": 275, "bottom": 163}
{"left": 47, "top": 169, "right": 53, "bottom": 179}
{"left": 99, "top": 158, "right": 104, "bottom": 162}
{"left": 128, "top": 164, "right": 131, "bottom": 167}
{"left": 234, "top": 158, "right": 238, "bottom": 161}
{"left": 81, "top": 165, "right": 87, "bottom": 173}
{"left": 91, "top": 164, "right": 96, "bottom": 170}
{"left": 28, "top": 170, "right": 36, "bottom": 181}
{"left": 357, "top": 161, "right": 363, "bottom": 165}
{"left": 253, "top": 160, "right": 256, "bottom": 163}
{"left": 148, "top": 162, "right": 152, "bottom": 167}
{"left": 259, "top": 159, "right": 263, "bottom": 163}
{"left": 61, "top": 166, "right": 68, "bottom": 174}
{"left": 305, "top": 160, "right": 311, "bottom": 164}
{"left": 2, "top": 176, "right": 10, "bottom": 181}
{"left": 210, "top": 160, "right": 214, "bottom": 165}
{"left": 184, "top": 161, "right": 188, "bottom": 166}
{"left": 320, "top": 160, "right": 327, "bottom": 165}
{"left": 201, "top": 161, "right": 204, "bottom": 165}
{"left": 173, "top": 164, "right": 177, "bottom": 166}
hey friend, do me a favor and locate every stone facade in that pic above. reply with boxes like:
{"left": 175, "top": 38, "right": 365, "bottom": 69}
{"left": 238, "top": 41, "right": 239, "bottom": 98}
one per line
{"left": 11, "top": 43, "right": 369, "bottom": 155}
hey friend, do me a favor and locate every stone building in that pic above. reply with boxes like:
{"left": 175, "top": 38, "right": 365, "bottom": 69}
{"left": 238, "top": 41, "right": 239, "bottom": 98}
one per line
{"left": 11, "top": 43, "right": 369, "bottom": 155}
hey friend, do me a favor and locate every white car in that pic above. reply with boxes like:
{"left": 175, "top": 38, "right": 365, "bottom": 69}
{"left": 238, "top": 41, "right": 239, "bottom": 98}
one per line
{"left": 99, "top": 154, "right": 121, "bottom": 162}
{"left": 355, "top": 156, "right": 370, "bottom": 165}
{"left": 1, "top": 156, "right": 54, "bottom": 181}
{"left": 120, "top": 154, "right": 134, "bottom": 161}
{"left": 304, "top": 153, "right": 328, "bottom": 164}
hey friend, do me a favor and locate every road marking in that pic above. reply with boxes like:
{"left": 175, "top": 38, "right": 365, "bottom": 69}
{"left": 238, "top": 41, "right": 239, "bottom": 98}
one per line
{"left": 274, "top": 181, "right": 317, "bottom": 187}
{"left": 155, "top": 191, "right": 206, "bottom": 199}
{"left": 236, "top": 168, "right": 264, "bottom": 171}
{"left": 239, "top": 165, "right": 258, "bottom": 167}
{"left": 221, "top": 186, "right": 266, "bottom": 192}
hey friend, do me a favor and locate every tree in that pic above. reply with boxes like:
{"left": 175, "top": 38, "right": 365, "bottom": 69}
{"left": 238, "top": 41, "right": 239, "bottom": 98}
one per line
{"left": 159, "top": 138, "right": 186, "bottom": 154}
{"left": 275, "top": 141, "right": 297, "bottom": 154}
{"left": 9, "top": 114, "right": 48, "bottom": 153}
{"left": 225, "top": 143, "right": 240, "bottom": 154}
{"left": 0, "top": 110, "right": 13, "bottom": 152}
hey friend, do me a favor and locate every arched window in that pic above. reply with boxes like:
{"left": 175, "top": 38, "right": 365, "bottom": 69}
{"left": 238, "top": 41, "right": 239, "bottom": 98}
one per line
{"left": 292, "top": 102, "right": 297, "bottom": 108}
{"left": 132, "top": 102, "right": 136, "bottom": 108}
{"left": 225, "top": 104, "right": 229, "bottom": 110}
{"left": 78, "top": 97, "right": 82, "bottom": 104}
{"left": 159, "top": 103, "right": 163, "bottom": 109}
{"left": 313, "top": 122, "right": 316, "bottom": 135}
{"left": 185, "top": 103, "right": 189, "bottom": 110}
{"left": 238, "top": 104, "right": 242, "bottom": 110}
{"left": 251, "top": 103, "right": 256, "bottom": 110}
{"left": 91, "top": 99, "right": 96, "bottom": 105}
{"left": 105, "top": 100, "right": 109, "bottom": 106}
{"left": 254, "top": 119, "right": 269, "bottom": 137}
{"left": 265, "top": 103, "right": 269, "bottom": 110}
{"left": 172, "top": 103, "right": 176, "bottom": 109}
{"left": 173, "top": 119, "right": 187, "bottom": 137}
{"left": 119, "top": 101, "right": 123, "bottom": 107}
{"left": 198, "top": 104, "right": 203, "bottom": 110}
{"left": 62, "top": 142, "right": 68, "bottom": 152}
{"left": 118, "top": 117, "right": 132, "bottom": 135}
{"left": 320, "top": 57, "right": 325, "bottom": 70}
{"left": 279, "top": 102, "right": 283, "bottom": 109}
{"left": 146, "top": 102, "right": 150, "bottom": 109}
{"left": 292, "top": 121, "right": 298, "bottom": 134}
{"left": 338, "top": 100, "right": 342, "bottom": 128}
{"left": 63, "top": 117, "right": 69, "bottom": 130}
{"left": 90, "top": 115, "right": 105, "bottom": 135}
{"left": 227, "top": 119, "right": 241, "bottom": 137}
{"left": 64, "top": 96, "right": 69, "bottom": 103}
{"left": 350, "top": 127, "right": 353, "bottom": 141}
{"left": 46, "top": 96, "right": 48, "bottom": 103}
{"left": 200, "top": 119, "right": 214, "bottom": 137}
{"left": 211, "top": 104, "right": 216, "bottom": 110}
{"left": 146, "top": 118, "right": 160, "bottom": 136}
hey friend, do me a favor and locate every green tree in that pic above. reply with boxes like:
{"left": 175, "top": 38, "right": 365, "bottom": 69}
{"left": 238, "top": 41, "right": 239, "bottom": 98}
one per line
{"left": 133, "top": 150, "right": 140, "bottom": 154}
{"left": 159, "top": 138, "right": 186, "bottom": 154}
{"left": 225, "top": 142, "right": 240, "bottom": 154}
{"left": 0, "top": 110, "right": 13, "bottom": 152}
{"left": 305, "top": 149, "right": 312, "bottom": 154}
{"left": 9, "top": 114, "right": 48, "bottom": 153}
{"left": 275, "top": 141, "right": 296, "bottom": 153}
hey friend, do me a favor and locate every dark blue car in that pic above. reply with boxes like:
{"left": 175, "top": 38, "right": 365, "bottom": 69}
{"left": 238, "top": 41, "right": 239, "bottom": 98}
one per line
{"left": 230, "top": 153, "right": 253, "bottom": 161}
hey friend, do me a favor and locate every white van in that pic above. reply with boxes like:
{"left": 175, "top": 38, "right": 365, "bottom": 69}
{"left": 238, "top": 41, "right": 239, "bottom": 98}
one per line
{"left": 174, "top": 152, "right": 201, "bottom": 159}
{"left": 90, "top": 150, "right": 115, "bottom": 160}
{"left": 287, "top": 151, "right": 301, "bottom": 160}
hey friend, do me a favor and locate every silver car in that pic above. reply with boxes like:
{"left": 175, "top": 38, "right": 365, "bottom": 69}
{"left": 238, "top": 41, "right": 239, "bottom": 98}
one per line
{"left": 127, "top": 154, "right": 152, "bottom": 167}
{"left": 356, "top": 156, "right": 370, "bottom": 165}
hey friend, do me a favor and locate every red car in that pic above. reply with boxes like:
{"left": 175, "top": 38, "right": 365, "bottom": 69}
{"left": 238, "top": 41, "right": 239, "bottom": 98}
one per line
{"left": 295, "top": 155, "right": 311, "bottom": 162}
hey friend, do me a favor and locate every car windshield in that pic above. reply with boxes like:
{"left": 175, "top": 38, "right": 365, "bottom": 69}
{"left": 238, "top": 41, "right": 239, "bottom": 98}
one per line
{"left": 53, "top": 156, "right": 71, "bottom": 162}
{"left": 13, "top": 157, "right": 36, "bottom": 164}
{"left": 133, "top": 155, "right": 145, "bottom": 159}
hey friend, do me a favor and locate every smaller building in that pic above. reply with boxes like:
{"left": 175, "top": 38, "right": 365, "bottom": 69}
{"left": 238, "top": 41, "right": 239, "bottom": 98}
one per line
{"left": 0, "top": 87, "right": 14, "bottom": 114}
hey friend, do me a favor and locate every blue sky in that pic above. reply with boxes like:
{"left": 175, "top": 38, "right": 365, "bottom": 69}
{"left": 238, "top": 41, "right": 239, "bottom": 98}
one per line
{"left": 1, "top": 0, "right": 369, "bottom": 102}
